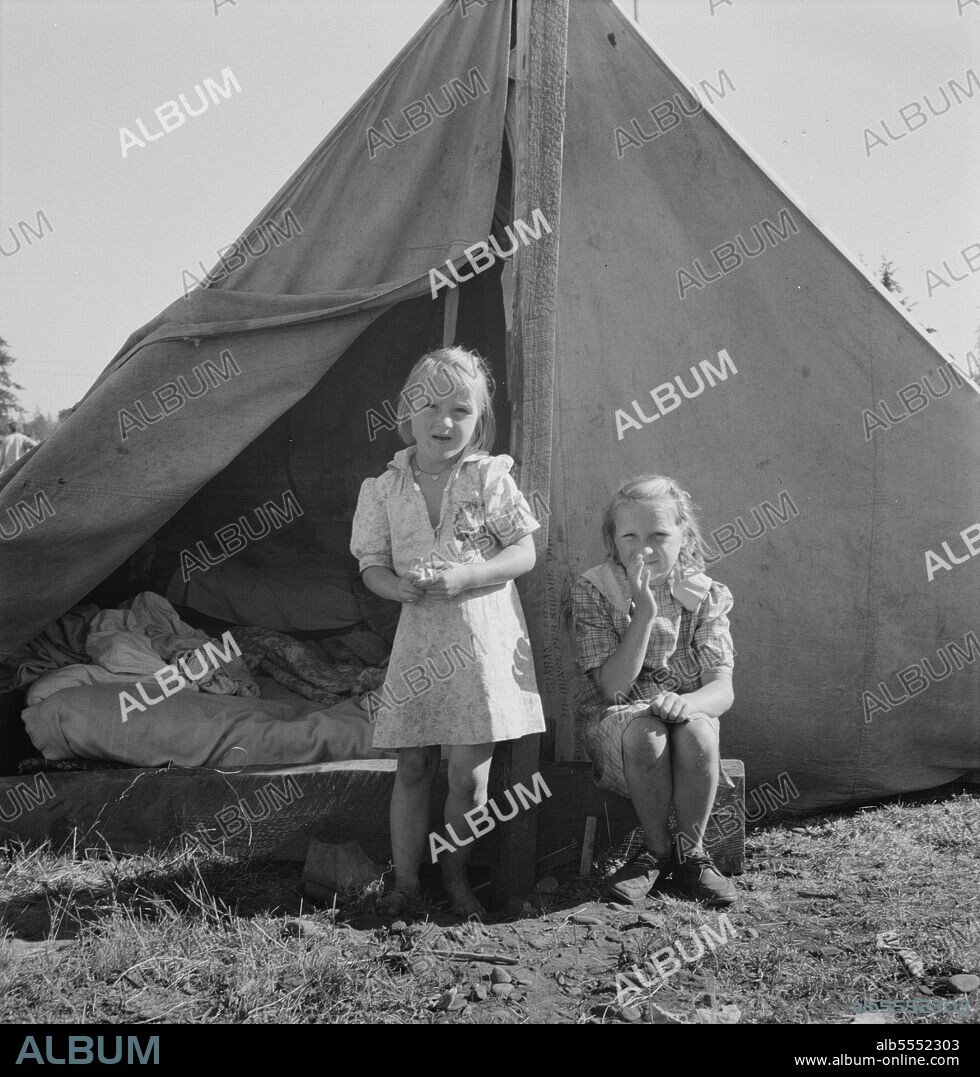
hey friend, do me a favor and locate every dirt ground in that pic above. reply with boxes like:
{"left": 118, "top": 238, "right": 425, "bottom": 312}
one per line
{"left": 0, "top": 785, "right": 977, "bottom": 1025}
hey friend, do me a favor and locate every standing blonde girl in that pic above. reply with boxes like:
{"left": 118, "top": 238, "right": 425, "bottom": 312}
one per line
{"left": 569, "top": 475, "right": 737, "bottom": 906}
{"left": 351, "top": 346, "right": 545, "bottom": 918}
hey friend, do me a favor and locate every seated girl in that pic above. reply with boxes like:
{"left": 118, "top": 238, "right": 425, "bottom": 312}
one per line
{"left": 569, "top": 475, "right": 737, "bottom": 906}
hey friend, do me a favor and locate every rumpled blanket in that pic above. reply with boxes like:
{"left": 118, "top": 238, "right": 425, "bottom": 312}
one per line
{"left": 86, "top": 591, "right": 257, "bottom": 697}
{"left": 8, "top": 604, "right": 100, "bottom": 689}
{"left": 236, "top": 626, "right": 372, "bottom": 706}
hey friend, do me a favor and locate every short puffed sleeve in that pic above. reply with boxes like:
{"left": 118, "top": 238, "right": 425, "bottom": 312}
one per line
{"left": 569, "top": 575, "right": 622, "bottom": 675}
{"left": 691, "top": 582, "right": 735, "bottom": 677}
{"left": 350, "top": 477, "right": 393, "bottom": 573}
{"left": 482, "top": 454, "right": 541, "bottom": 546}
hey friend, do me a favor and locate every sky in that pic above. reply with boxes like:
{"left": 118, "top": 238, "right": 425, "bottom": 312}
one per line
{"left": 1, "top": 0, "right": 978, "bottom": 417}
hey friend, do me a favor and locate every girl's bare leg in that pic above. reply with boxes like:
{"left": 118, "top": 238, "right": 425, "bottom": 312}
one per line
{"left": 621, "top": 715, "right": 673, "bottom": 858}
{"left": 387, "top": 745, "right": 441, "bottom": 905}
{"left": 670, "top": 717, "right": 720, "bottom": 856}
{"left": 441, "top": 742, "right": 495, "bottom": 917}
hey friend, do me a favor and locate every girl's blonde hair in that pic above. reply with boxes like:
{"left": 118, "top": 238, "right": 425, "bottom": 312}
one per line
{"left": 601, "top": 474, "right": 709, "bottom": 573}
{"left": 396, "top": 345, "right": 496, "bottom": 452}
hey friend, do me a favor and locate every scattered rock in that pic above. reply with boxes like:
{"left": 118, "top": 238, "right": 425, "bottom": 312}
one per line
{"left": 302, "top": 838, "right": 378, "bottom": 893}
{"left": 511, "top": 968, "right": 534, "bottom": 985}
{"left": 491, "top": 967, "right": 512, "bottom": 985}
{"left": 945, "top": 974, "right": 979, "bottom": 994}
{"left": 473, "top": 962, "right": 494, "bottom": 979}
{"left": 535, "top": 876, "right": 559, "bottom": 894}
{"left": 620, "top": 1005, "right": 643, "bottom": 1023}
{"left": 282, "top": 918, "right": 328, "bottom": 939}
{"left": 571, "top": 914, "right": 603, "bottom": 926}
{"left": 744, "top": 928, "right": 759, "bottom": 939}
{"left": 491, "top": 983, "right": 514, "bottom": 998}
{"left": 504, "top": 896, "right": 532, "bottom": 918}
{"left": 470, "top": 982, "right": 489, "bottom": 1002}
{"left": 565, "top": 986, "right": 583, "bottom": 997}
{"left": 435, "top": 989, "right": 467, "bottom": 1012}
{"left": 694, "top": 1004, "right": 741, "bottom": 1024}
{"left": 645, "top": 1003, "right": 683, "bottom": 1024}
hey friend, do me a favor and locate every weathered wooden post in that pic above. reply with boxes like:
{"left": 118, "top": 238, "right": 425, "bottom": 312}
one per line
{"left": 491, "top": 0, "right": 569, "bottom": 908}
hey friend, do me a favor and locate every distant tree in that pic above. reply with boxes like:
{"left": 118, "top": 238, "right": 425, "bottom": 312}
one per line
{"left": 877, "top": 257, "right": 936, "bottom": 334}
{"left": 0, "top": 336, "right": 25, "bottom": 423}
{"left": 27, "top": 407, "right": 57, "bottom": 441}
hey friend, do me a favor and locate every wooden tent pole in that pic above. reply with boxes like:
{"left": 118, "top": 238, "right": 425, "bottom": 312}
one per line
{"left": 491, "top": 0, "right": 568, "bottom": 908}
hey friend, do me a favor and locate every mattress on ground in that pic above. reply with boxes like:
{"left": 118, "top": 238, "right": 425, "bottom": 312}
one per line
{"left": 21, "top": 682, "right": 389, "bottom": 769}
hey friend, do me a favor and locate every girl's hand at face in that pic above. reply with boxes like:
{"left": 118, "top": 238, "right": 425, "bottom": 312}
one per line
{"left": 417, "top": 565, "right": 474, "bottom": 599}
{"left": 648, "top": 692, "right": 691, "bottom": 723}
{"left": 628, "top": 553, "right": 658, "bottom": 621}
{"left": 396, "top": 574, "right": 426, "bottom": 604}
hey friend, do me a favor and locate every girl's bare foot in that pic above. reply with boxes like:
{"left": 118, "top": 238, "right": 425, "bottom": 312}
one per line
{"left": 442, "top": 870, "right": 486, "bottom": 919}
{"left": 378, "top": 888, "right": 419, "bottom": 917}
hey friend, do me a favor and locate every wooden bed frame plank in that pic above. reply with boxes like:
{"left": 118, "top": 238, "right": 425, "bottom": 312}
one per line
{"left": 0, "top": 760, "right": 745, "bottom": 884}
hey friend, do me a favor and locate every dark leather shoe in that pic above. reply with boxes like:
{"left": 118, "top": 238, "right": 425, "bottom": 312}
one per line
{"left": 606, "top": 849, "right": 671, "bottom": 904}
{"left": 673, "top": 849, "right": 737, "bottom": 907}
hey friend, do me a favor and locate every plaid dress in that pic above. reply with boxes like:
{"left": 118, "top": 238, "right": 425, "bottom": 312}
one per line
{"left": 569, "top": 560, "right": 735, "bottom": 796}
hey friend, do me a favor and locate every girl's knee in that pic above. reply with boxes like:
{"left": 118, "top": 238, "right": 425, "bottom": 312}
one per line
{"left": 673, "top": 716, "right": 720, "bottom": 757}
{"left": 446, "top": 744, "right": 493, "bottom": 800}
{"left": 447, "top": 763, "right": 487, "bottom": 802}
{"left": 398, "top": 746, "right": 440, "bottom": 785}
{"left": 622, "top": 715, "right": 670, "bottom": 766}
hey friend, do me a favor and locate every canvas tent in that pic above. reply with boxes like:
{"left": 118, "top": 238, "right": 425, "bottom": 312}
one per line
{"left": 1, "top": 0, "right": 977, "bottom": 836}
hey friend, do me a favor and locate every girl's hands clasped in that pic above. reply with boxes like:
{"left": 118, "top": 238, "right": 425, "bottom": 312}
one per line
{"left": 396, "top": 574, "right": 426, "bottom": 604}
{"left": 417, "top": 565, "right": 474, "bottom": 599}
{"left": 648, "top": 691, "right": 692, "bottom": 723}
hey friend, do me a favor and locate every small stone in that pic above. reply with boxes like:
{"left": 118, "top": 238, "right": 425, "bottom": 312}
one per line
{"left": 505, "top": 896, "right": 529, "bottom": 918}
{"left": 565, "top": 986, "right": 583, "bottom": 997}
{"left": 571, "top": 913, "right": 603, "bottom": 926}
{"left": 535, "top": 875, "right": 559, "bottom": 894}
{"left": 491, "top": 967, "right": 512, "bottom": 985}
{"left": 282, "top": 918, "right": 328, "bottom": 939}
{"left": 470, "top": 982, "right": 489, "bottom": 1002}
{"left": 745, "top": 928, "right": 760, "bottom": 939}
{"left": 491, "top": 983, "right": 514, "bottom": 998}
{"left": 620, "top": 1005, "right": 643, "bottom": 1023}
{"left": 435, "top": 988, "right": 466, "bottom": 1012}
{"left": 945, "top": 974, "right": 979, "bottom": 994}
{"left": 511, "top": 968, "right": 534, "bottom": 985}
{"left": 644, "top": 1003, "right": 683, "bottom": 1024}
{"left": 473, "top": 962, "right": 494, "bottom": 979}
{"left": 693, "top": 1004, "right": 741, "bottom": 1024}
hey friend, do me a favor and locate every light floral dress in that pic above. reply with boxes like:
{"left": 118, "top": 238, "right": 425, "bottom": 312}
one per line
{"left": 350, "top": 448, "right": 546, "bottom": 748}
